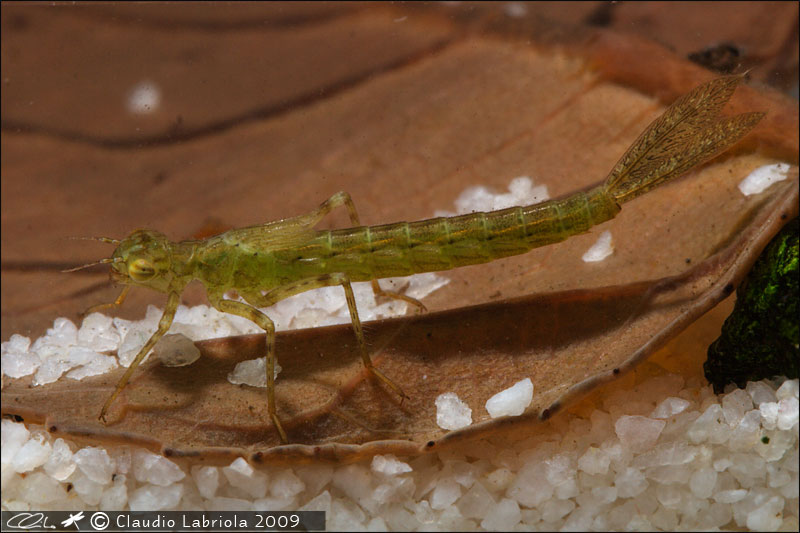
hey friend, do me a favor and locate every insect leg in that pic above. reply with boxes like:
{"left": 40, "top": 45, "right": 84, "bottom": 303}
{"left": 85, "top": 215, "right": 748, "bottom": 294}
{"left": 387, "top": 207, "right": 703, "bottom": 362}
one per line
{"left": 334, "top": 273, "right": 409, "bottom": 401}
{"left": 369, "top": 283, "right": 427, "bottom": 314}
{"left": 83, "top": 285, "right": 131, "bottom": 317}
{"left": 245, "top": 273, "right": 407, "bottom": 407}
{"left": 241, "top": 274, "right": 347, "bottom": 308}
{"left": 99, "top": 290, "right": 179, "bottom": 423}
{"left": 308, "top": 192, "right": 427, "bottom": 313}
{"left": 303, "top": 190, "right": 361, "bottom": 227}
{"left": 211, "top": 298, "right": 287, "bottom": 443}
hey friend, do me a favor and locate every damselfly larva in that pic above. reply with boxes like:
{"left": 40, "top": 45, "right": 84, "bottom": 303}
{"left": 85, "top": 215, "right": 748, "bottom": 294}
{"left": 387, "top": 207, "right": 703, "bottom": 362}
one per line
{"left": 70, "top": 74, "right": 763, "bottom": 443}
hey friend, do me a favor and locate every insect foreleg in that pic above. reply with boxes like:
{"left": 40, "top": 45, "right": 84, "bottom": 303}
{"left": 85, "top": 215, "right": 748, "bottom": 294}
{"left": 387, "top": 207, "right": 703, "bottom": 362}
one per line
{"left": 83, "top": 285, "right": 131, "bottom": 317}
{"left": 99, "top": 290, "right": 179, "bottom": 423}
{"left": 307, "top": 191, "right": 426, "bottom": 313}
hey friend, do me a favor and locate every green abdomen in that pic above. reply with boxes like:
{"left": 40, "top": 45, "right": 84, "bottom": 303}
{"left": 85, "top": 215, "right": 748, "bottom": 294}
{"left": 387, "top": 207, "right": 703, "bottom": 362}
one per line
{"left": 275, "top": 187, "right": 620, "bottom": 282}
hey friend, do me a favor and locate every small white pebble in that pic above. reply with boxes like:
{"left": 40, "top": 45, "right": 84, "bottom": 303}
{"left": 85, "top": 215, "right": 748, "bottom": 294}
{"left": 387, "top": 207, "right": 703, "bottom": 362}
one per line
{"left": 485, "top": 468, "right": 514, "bottom": 491}
{"left": 689, "top": 467, "right": 717, "bottom": 498}
{"left": 481, "top": 497, "right": 521, "bottom": 530}
{"left": 615, "top": 415, "right": 665, "bottom": 452}
{"left": 651, "top": 396, "right": 691, "bottom": 418}
{"left": 541, "top": 497, "right": 576, "bottom": 522}
{"left": 100, "top": 474, "right": 128, "bottom": 510}
{"left": 714, "top": 488, "right": 748, "bottom": 503}
{"left": 776, "top": 397, "right": 799, "bottom": 430}
{"left": 776, "top": 379, "right": 799, "bottom": 400}
{"left": 191, "top": 465, "right": 219, "bottom": 500}
{"left": 269, "top": 469, "right": 305, "bottom": 500}
{"left": 2, "top": 334, "right": 31, "bottom": 354}
{"left": 405, "top": 272, "right": 451, "bottom": 299}
{"left": 78, "top": 313, "right": 120, "bottom": 352}
{"left": 33, "top": 357, "right": 74, "bottom": 386}
{"left": 43, "top": 439, "right": 76, "bottom": 481}
{"left": 747, "top": 380, "right": 778, "bottom": 406}
{"left": 1, "top": 334, "right": 40, "bottom": 378}
{"left": 66, "top": 352, "right": 118, "bottom": 380}
{"left": 74, "top": 447, "right": 114, "bottom": 485}
{"left": 722, "top": 388, "right": 753, "bottom": 425}
{"left": 582, "top": 230, "right": 614, "bottom": 262}
{"left": 1, "top": 420, "right": 30, "bottom": 465}
{"left": 223, "top": 457, "right": 267, "bottom": 499}
{"left": 12, "top": 434, "right": 52, "bottom": 473}
{"left": 485, "top": 378, "right": 533, "bottom": 418}
{"left": 154, "top": 333, "right": 200, "bottom": 367}
{"left": 738, "top": 163, "right": 791, "bottom": 195}
{"left": 127, "top": 80, "right": 161, "bottom": 115}
{"left": 128, "top": 483, "right": 183, "bottom": 511}
{"left": 117, "top": 328, "right": 151, "bottom": 367}
{"left": 371, "top": 455, "right": 412, "bottom": 476}
{"left": 42, "top": 318, "right": 79, "bottom": 348}
{"left": 435, "top": 392, "right": 473, "bottom": 429}
{"left": 713, "top": 457, "right": 733, "bottom": 472}
{"left": 458, "top": 481, "right": 496, "bottom": 519}
{"left": 332, "top": 464, "right": 372, "bottom": 503}
{"left": 746, "top": 494, "right": 784, "bottom": 531}
{"left": 614, "top": 466, "right": 648, "bottom": 498}
{"left": 300, "top": 490, "right": 332, "bottom": 513}
{"left": 436, "top": 176, "right": 549, "bottom": 217}
{"left": 760, "top": 402, "right": 780, "bottom": 430}
{"left": 111, "top": 447, "right": 131, "bottom": 475}
{"left": 728, "top": 410, "right": 762, "bottom": 451}
{"left": 593, "top": 486, "right": 619, "bottom": 505}
{"left": 430, "top": 477, "right": 461, "bottom": 510}
{"left": 578, "top": 446, "right": 611, "bottom": 475}
{"left": 504, "top": 2, "right": 528, "bottom": 18}
{"left": 72, "top": 471, "right": 104, "bottom": 505}
{"left": 228, "top": 356, "right": 281, "bottom": 387}
{"left": 132, "top": 449, "right": 185, "bottom": 486}
{"left": 19, "top": 472, "right": 67, "bottom": 505}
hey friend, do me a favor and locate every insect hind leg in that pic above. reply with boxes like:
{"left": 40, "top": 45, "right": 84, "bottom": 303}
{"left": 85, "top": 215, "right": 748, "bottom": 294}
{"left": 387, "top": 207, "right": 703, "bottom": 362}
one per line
{"left": 370, "top": 280, "right": 427, "bottom": 314}
{"left": 334, "top": 273, "right": 408, "bottom": 401}
{"left": 230, "top": 272, "right": 409, "bottom": 443}
{"left": 253, "top": 273, "right": 408, "bottom": 399}
{"left": 305, "top": 191, "right": 362, "bottom": 227}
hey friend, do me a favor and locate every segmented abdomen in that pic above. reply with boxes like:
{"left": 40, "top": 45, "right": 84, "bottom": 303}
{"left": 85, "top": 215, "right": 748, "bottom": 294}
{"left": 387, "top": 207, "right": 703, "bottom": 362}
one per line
{"left": 280, "top": 185, "right": 620, "bottom": 282}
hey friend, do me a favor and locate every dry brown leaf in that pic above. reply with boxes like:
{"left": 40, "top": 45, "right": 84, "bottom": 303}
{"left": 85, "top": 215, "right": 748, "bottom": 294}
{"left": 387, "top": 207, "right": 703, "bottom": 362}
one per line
{"left": 2, "top": 4, "right": 798, "bottom": 464}
{"left": 3, "top": 179, "right": 796, "bottom": 464}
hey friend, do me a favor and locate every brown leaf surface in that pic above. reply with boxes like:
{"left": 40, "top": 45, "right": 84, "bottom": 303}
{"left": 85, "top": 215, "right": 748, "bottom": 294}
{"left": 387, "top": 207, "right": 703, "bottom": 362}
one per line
{"left": 2, "top": 176, "right": 797, "bottom": 464}
{"left": 2, "top": 4, "right": 798, "bottom": 463}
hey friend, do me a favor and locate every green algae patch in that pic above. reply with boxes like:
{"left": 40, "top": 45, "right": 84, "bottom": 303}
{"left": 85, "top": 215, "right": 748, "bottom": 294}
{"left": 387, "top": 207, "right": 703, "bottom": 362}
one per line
{"left": 706, "top": 217, "right": 799, "bottom": 392}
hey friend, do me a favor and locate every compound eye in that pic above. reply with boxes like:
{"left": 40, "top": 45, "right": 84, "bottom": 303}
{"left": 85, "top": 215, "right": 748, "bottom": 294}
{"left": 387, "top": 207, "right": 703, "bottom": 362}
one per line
{"left": 129, "top": 258, "right": 156, "bottom": 281}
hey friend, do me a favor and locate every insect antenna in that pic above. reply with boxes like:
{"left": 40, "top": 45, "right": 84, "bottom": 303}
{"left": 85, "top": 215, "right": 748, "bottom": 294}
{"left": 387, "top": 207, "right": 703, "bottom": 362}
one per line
{"left": 61, "top": 257, "right": 124, "bottom": 273}
{"left": 68, "top": 236, "right": 122, "bottom": 244}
